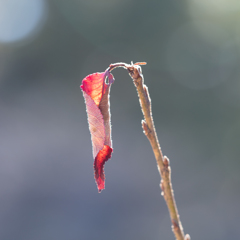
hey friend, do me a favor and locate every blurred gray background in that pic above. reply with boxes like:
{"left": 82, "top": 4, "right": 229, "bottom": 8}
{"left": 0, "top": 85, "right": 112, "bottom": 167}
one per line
{"left": 0, "top": 0, "right": 240, "bottom": 239}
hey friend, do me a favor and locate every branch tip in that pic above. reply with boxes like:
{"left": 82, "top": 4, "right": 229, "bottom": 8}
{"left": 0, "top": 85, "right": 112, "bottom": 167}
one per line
{"left": 107, "top": 62, "right": 146, "bottom": 73}
{"left": 127, "top": 66, "right": 143, "bottom": 83}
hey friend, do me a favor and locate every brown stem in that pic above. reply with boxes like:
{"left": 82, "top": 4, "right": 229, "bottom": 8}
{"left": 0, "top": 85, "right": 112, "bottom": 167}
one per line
{"left": 125, "top": 63, "right": 187, "bottom": 240}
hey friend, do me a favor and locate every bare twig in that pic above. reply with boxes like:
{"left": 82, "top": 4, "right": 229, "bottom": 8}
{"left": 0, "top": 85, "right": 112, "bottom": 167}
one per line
{"left": 109, "top": 62, "right": 188, "bottom": 240}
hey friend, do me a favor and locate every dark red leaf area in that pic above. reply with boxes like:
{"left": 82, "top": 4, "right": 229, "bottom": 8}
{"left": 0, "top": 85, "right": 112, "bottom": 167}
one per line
{"left": 81, "top": 72, "right": 107, "bottom": 106}
{"left": 94, "top": 145, "right": 113, "bottom": 193}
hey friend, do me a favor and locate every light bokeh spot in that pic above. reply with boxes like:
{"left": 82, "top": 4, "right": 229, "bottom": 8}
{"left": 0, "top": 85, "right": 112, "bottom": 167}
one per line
{"left": 0, "top": 0, "right": 47, "bottom": 43}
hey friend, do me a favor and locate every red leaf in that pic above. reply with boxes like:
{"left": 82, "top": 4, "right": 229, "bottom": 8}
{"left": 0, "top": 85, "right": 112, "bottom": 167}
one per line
{"left": 94, "top": 145, "right": 113, "bottom": 192}
{"left": 81, "top": 70, "right": 114, "bottom": 192}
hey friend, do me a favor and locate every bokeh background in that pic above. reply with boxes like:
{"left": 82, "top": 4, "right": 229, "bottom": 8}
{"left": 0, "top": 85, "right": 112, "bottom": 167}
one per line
{"left": 0, "top": 0, "right": 240, "bottom": 239}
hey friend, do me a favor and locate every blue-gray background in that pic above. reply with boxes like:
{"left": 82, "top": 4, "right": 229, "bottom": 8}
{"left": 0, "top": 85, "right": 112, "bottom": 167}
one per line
{"left": 0, "top": 0, "right": 240, "bottom": 239}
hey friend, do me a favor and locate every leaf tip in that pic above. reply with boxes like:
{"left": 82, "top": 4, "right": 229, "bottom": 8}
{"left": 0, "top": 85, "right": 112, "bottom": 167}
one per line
{"left": 94, "top": 145, "right": 113, "bottom": 192}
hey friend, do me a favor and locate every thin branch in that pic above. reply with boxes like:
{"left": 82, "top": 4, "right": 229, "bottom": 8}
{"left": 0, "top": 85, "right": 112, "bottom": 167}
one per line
{"left": 107, "top": 62, "right": 189, "bottom": 239}
{"left": 125, "top": 63, "right": 187, "bottom": 240}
